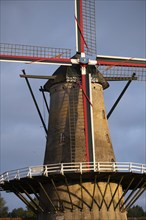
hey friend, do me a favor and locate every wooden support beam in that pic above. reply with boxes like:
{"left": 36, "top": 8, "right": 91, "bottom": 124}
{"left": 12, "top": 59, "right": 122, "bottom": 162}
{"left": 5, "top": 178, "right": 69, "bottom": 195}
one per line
{"left": 12, "top": 185, "right": 37, "bottom": 214}
{"left": 123, "top": 183, "right": 146, "bottom": 211}
{"left": 40, "top": 86, "right": 50, "bottom": 114}
{"left": 96, "top": 183, "right": 108, "bottom": 209}
{"left": 38, "top": 182, "right": 57, "bottom": 212}
{"left": 25, "top": 181, "right": 40, "bottom": 200}
{"left": 90, "top": 177, "right": 96, "bottom": 211}
{"left": 107, "top": 176, "right": 124, "bottom": 210}
{"left": 18, "top": 184, "right": 44, "bottom": 212}
{"left": 80, "top": 175, "right": 84, "bottom": 211}
{"left": 78, "top": 183, "right": 94, "bottom": 210}
{"left": 20, "top": 74, "right": 56, "bottom": 79}
{"left": 120, "top": 178, "right": 144, "bottom": 210}
{"left": 22, "top": 70, "right": 48, "bottom": 135}
{"left": 50, "top": 177, "right": 64, "bottom": 211}
{"left": 114, "top": 177, "right": 135, "bottom": 210}
{"left": 64, "top": 176, "right": 73, "bottom": 211}
{"left": 100, "top": 176, "right": 110, "bottom": 210}
{"left": 57, "top": 188, "right": 83, "bottom": 210}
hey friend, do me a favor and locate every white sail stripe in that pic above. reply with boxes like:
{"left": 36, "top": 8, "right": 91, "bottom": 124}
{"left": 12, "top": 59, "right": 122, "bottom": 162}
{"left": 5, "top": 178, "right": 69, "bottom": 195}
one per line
{"left": 97, "top": 55, "right": 146, "bottom": 62}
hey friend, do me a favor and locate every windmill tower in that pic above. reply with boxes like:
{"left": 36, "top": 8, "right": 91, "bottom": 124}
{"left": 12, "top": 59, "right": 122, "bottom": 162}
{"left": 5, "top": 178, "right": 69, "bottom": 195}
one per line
{"left": 0, "top": 1, "right": 146, "bottom": 220}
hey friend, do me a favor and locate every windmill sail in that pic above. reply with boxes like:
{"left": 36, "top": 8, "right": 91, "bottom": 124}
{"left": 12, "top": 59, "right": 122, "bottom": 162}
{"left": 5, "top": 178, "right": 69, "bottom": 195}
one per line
{"left": 75, "top": 0, "right": 96, "bottom": 55}
{"left": 0, "top": 43, "right": 72, "bottom": 65}
{"left": 75, "top": 0, "right": 85, "bottom": 53}
{"left": 96, "top": 55, "right": 146, "bottom": 81}
{"left": 82, "top": 0, "right": 96, "bottom": 55}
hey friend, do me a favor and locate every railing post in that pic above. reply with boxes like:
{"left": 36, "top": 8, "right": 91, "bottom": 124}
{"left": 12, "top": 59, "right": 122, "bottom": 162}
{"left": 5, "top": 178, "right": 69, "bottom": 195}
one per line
{"left": 0, "top": 174, "right": 4, "bottom": 183}
{"left": 60, "top": 163, "right": 64, "bottom": 175}
{"left": 27, "top": 167, "right": 32, "bottom": 178}
{"left": 129, "top": 163, "right": 132, "bottom": 172}
{"left": 94, "top": 161, "right": 96, "bottom": 172}
{"left": 44, "top": 165, "right": 48, "bottom": 176}
{"left": 6, "top": 172, "right": 9, "bottom": 182}
{"left": 15, "top": 170, "right": 20, "bottom": 179}
{"left": 80, "top": 163, "right": 82, "bottom": 174}
{"left": 97, "top": 162, "right": 100, "bottom": 172}
{"left": 141, "top": 164, "right": 144, "bottom": 174}
{"left": 113, "top": 162, "right": 115, "bottom": 172}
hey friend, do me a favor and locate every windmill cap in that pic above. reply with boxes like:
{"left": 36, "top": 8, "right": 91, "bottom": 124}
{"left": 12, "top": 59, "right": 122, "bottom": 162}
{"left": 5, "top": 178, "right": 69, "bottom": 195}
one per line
{"left": 43, "top": 54, "right": 109, "bottom": 91}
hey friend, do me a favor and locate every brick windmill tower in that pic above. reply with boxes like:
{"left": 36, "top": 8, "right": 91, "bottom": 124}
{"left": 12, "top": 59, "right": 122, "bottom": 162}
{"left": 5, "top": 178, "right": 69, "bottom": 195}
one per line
{"left": 0, "top": 1, "right": 146, "bottom": 220}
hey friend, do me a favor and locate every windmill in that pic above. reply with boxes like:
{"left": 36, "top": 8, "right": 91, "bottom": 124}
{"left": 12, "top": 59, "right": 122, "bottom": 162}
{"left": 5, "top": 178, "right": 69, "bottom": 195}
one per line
{"left": 0, "top": 1, "right": 146, "bottom": 220}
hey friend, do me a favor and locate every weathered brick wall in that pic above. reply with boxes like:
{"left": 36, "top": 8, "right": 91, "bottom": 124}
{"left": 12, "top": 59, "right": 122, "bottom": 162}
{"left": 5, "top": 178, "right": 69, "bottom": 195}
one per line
{"left": 44, "top": 82, "right": 86, "bottom": 164}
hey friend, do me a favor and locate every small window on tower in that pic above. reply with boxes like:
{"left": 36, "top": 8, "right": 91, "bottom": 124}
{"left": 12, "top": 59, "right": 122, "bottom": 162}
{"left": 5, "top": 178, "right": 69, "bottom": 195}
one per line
{"left": 105, "top": 134, "right": 110, "bottom": 143}
{"left": 60, "top": 132, "right": 65, "bottom": 143}
{"left": 102, "top": 110, "right": 106, "bottom": 119}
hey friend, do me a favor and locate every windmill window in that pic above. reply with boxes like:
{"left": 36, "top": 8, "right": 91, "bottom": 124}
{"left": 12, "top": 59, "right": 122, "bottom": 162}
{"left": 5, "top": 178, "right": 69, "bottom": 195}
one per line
{"left": 105, "top": 134, "right": 110, "bottom": 143}
{"left": 60, "top": 132, "right": 65, "bottom": 143}
{"left": 102, "top": 110, "right": 106, "bottom": 119}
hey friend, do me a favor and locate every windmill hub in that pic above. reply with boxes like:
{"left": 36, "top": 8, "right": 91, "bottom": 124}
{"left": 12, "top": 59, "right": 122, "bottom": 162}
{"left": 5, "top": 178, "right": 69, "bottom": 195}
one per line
{"left": 79, "top": 56, "right": 89, "bottom": 65}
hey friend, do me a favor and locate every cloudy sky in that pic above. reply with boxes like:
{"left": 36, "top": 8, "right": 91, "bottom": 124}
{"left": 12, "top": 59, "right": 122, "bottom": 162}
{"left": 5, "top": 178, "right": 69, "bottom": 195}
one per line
{"left": 0, "top": 0, "right": 146, "bottom": 211}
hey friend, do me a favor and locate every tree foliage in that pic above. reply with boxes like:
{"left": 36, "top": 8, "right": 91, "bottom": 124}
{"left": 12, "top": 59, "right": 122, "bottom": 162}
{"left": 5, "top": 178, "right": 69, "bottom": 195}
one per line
{"left": 0, "top": 195, "right": 9, "bottom": 217}
{"left": 8, "top": 206, "right": 36, "bottom": 218}
{"left": 25, "top": 204, "right": 36, "bottom": 218}
{"left": 10, "top": 208, "right": 26, "bottom": 218}
{"left": 0, "top": 195, "right": 36, "bottom": 218}
{"left": 128, "top": 205, "right": 145, "bottom": 217}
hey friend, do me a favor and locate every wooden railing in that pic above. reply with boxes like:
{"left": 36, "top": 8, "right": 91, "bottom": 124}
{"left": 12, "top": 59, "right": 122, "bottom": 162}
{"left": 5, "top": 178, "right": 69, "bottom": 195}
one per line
{"left": 0, "top": 162, "right": 146, "bottom": 183}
